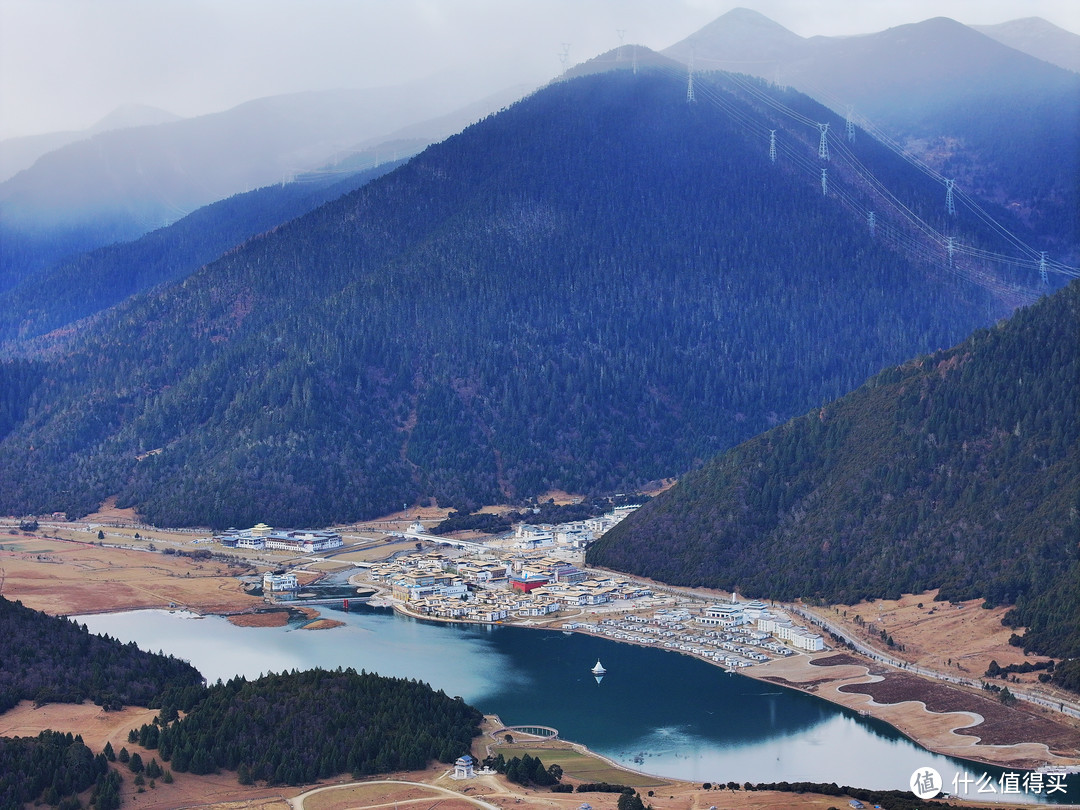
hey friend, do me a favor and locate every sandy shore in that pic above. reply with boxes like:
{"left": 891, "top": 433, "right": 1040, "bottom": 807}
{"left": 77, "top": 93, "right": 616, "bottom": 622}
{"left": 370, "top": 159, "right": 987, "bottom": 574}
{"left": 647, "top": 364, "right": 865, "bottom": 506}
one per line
{"left": 745, "top": 651, "right": 1079, "bottom": 770}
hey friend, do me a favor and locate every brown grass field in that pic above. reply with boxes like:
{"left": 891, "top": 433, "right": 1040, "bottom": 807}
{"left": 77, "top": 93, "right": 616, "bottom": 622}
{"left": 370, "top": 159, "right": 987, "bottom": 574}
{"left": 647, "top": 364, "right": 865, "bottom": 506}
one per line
{"left": 0, "top": 533, "right": 261, "bottom": 615}
{"left": 805, "top": 590, "right": 1051, "bottom": 684}
{"left": 488, "top": 742, "right": 667, "bottom": 787}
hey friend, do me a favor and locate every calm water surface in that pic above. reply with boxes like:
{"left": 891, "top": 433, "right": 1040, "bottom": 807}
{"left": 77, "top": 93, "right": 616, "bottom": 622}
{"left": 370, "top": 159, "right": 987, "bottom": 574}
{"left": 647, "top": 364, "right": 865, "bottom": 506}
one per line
{"left": 79, "top": 604, "right": 1078, "bottom": 802}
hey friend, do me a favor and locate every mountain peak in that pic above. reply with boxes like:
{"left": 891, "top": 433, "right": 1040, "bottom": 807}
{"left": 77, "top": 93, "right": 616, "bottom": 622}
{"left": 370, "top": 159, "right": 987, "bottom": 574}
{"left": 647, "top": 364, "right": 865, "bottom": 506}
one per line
{"left": 663, "top": 7, "right": 803, "bottom": 66}
{"left": 971, "top": 17, "right": 1080, "bottom": 73}
{"left": 88, "top": 104, "right": 182, "bottom": 134}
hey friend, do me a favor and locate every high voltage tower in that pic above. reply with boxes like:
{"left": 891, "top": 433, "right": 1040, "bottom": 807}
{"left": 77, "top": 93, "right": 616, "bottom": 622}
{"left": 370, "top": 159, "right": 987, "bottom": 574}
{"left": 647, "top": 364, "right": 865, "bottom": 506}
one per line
{"left": 558, "top": 43, "right": 571, "bottom": 75}
{"left": 640, "top": 60, "right": 1079, "bottom": 293}
{"left": 686, "top": 51, "right": 696, "bottom": 103}
{"left": 616, "top": 29, "right": 626, "bottom": 60}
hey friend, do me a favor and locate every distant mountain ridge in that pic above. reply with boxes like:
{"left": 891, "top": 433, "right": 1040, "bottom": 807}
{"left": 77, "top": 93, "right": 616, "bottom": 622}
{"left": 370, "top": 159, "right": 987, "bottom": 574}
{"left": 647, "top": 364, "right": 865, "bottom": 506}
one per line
{"left": 663, "top": 10, "right": 1080, "bottom": 258}
{"left": 587, "top": 279, "right": 1080, "bottom": 661}
{"left": 0, "top": 103, "right": 181, "bottom": 183}
{"left": 0, "top": 80, "right": 530, "bottom": 287}
{"left": 0, "top": 161, "right": 404, "bottom": 350}
{"left": 0, "top": 66, "right": 1033, "bottom": 527}
{"left": 972, "top": 17, "right": 1080, "bottom": 73}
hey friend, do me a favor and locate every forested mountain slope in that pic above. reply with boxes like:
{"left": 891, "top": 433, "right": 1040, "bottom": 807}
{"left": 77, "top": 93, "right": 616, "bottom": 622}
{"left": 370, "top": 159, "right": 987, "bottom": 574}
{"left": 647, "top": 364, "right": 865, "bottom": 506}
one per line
{"left": 0, "top": 67, "right": 1037, "bottom": 527}
{"left": 0, "top": 162, "right": 402, "bottom": 350}
{"left": 588, "top": 280, "right": 1080, "bottom": 660}
{"left": 148, "top": 669, "right": 483, "bottom": 784}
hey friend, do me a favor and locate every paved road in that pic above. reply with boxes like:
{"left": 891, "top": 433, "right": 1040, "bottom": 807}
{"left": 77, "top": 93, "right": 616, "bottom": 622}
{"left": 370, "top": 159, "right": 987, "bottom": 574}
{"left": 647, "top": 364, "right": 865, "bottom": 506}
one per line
{"left": 788, "top": 604, "right": 1080, "bottom": 721}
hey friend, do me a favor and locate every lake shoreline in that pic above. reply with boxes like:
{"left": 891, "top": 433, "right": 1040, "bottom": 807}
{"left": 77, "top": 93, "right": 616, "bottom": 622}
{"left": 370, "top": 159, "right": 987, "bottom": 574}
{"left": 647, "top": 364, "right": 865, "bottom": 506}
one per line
{"left": 382, "top": 598, "right": 1080, "bottom": 773}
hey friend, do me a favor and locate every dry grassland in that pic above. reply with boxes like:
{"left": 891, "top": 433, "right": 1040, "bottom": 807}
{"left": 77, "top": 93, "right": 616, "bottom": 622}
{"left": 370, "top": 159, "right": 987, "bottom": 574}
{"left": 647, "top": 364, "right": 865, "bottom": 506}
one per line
{"left": 490, "top": 743, "right": 667, "bottom": 788}
{"left": 0, "top": 534, "right": 261, "bottom": 615}
{"left": 808, "top": 589, "right": 1048, "bottom": 682}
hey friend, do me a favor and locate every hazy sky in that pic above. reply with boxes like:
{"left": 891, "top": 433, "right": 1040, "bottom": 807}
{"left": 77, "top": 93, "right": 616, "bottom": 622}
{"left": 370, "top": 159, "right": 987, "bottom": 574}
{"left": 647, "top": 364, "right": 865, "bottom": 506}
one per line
{"left": 2, "top": 0, "right": 1077, "bottom": 139}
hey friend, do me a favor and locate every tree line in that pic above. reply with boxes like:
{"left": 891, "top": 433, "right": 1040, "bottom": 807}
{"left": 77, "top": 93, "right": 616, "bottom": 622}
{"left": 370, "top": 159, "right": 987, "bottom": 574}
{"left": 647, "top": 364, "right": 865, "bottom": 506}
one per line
{"left": 589, "top": 279, "right": 1080, "bottom": 678}
{"left": 0, "top": 595, "right": 203, "bottom": 713}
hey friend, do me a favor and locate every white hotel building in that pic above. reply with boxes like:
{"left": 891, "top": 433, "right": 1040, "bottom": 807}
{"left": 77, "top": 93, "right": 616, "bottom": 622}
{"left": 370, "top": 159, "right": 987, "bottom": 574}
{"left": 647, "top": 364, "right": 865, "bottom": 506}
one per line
{"left": 757, "top": 614, "right": 825, "bottom": 652}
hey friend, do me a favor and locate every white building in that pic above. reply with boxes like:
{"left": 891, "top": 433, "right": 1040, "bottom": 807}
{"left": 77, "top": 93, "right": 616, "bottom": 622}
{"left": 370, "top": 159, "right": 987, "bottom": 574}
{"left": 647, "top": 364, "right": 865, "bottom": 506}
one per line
{"left": 698, "top": 603, "right": 746, "bottom": 627}
{"left": 263, "top": 572, "right": 299, "bottom": 591}
{"left": 221, "top": 523, "right": 343, "bottom": 553}
{"left": 758, "top": 615, "right": 824, "bottom": 651}
{"left": 452, "top": 755, "right": 475, "bottom": 779}
{"left": 514, "top": 524, "right": 555, "bottom": 549}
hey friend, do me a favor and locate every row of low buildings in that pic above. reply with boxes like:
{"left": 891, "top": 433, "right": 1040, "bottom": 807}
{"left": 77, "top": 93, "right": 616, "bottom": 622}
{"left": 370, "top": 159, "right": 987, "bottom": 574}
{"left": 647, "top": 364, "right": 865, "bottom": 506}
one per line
{"left": 695, "top": 599, "right": 824, "bottom": 652}
{"left": 366, "top": 547, "right": 824, "bottom": 655}
{"left": 511, "top": 505, "right": 639, "bottom": 550}
{"left": 217, "top": 523, "right": 344, "bottom": 553}
{"left": 367, "top": 549, "right": 654, "bottom": 622}
{"left": 563, "top": 600, "right": 821, "bottom": 669}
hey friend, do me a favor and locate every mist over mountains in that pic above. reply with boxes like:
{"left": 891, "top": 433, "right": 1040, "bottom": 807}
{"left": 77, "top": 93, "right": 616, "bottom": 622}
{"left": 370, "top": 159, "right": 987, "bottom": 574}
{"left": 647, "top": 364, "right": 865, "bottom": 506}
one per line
{"left": 0, "top": 161, "right": 405, "bottom": 350}
{"left": 0, "top": 64, "right": 1035, "bottom": 528}
{"left": 972, "top": 16, "right": 1080, "bottom": 73}
{"left": 665, "top": 10, "right": 1080, "bottom": 254}
{"left": 0, "top": 104, "right": 182, "bottom": 184}
{"left": 0, "top": 80, "right": 530, "bottom": 287}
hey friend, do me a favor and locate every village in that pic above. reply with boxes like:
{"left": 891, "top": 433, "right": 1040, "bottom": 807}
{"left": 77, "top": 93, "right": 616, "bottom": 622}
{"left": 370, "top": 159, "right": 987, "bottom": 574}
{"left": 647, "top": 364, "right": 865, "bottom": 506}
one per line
{"left": 218, "top": 504, "right": 828, "bottom": 673}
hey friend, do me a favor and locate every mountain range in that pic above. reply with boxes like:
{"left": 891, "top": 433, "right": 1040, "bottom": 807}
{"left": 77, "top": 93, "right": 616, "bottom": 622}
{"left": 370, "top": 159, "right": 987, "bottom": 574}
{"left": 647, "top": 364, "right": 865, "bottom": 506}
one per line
{"left": 664, "top": 10, "right": 1080, "bottom": 256}
{"left": 972, "top": 16, "right": 1080, "bottom": 73}
{"left": 0, "top": 64, "right": 1031, "bottom": 528}
{"left": 0, "top": 103, "right": 181, "bottom": 183}
{"left": 0, "top": 80, "right": 530, "bottom": 287}
{"left": 0, "top": 160, "right": 404, "bottom": 350}
{"left": 0, "top": 11, "right": 1076, "bottom": 669}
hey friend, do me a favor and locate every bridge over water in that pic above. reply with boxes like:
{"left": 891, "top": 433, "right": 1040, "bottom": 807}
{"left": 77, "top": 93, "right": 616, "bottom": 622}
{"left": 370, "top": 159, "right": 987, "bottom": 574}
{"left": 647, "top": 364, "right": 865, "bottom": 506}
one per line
{"left": 494, "top": 724, "right": 559, "bottom": 740}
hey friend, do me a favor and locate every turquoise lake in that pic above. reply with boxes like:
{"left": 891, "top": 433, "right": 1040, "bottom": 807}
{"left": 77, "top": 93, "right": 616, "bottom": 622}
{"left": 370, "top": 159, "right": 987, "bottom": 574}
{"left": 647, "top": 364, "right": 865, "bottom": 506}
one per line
{"left": 78, "top": 604, "right": 1078, "bottom": 803}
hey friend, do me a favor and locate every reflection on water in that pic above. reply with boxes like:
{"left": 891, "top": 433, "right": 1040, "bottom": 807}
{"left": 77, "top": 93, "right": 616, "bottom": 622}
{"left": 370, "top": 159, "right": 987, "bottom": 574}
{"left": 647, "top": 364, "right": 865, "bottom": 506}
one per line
{"left": 78, "top": 605, "right": 1077, "bottom": 802}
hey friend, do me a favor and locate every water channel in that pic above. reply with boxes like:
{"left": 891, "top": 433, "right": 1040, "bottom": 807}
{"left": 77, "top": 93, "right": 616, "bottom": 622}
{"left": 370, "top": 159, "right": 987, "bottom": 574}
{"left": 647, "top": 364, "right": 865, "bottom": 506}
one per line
{"left": 78, "top": 604, "right": 1078, "bottom": 803}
